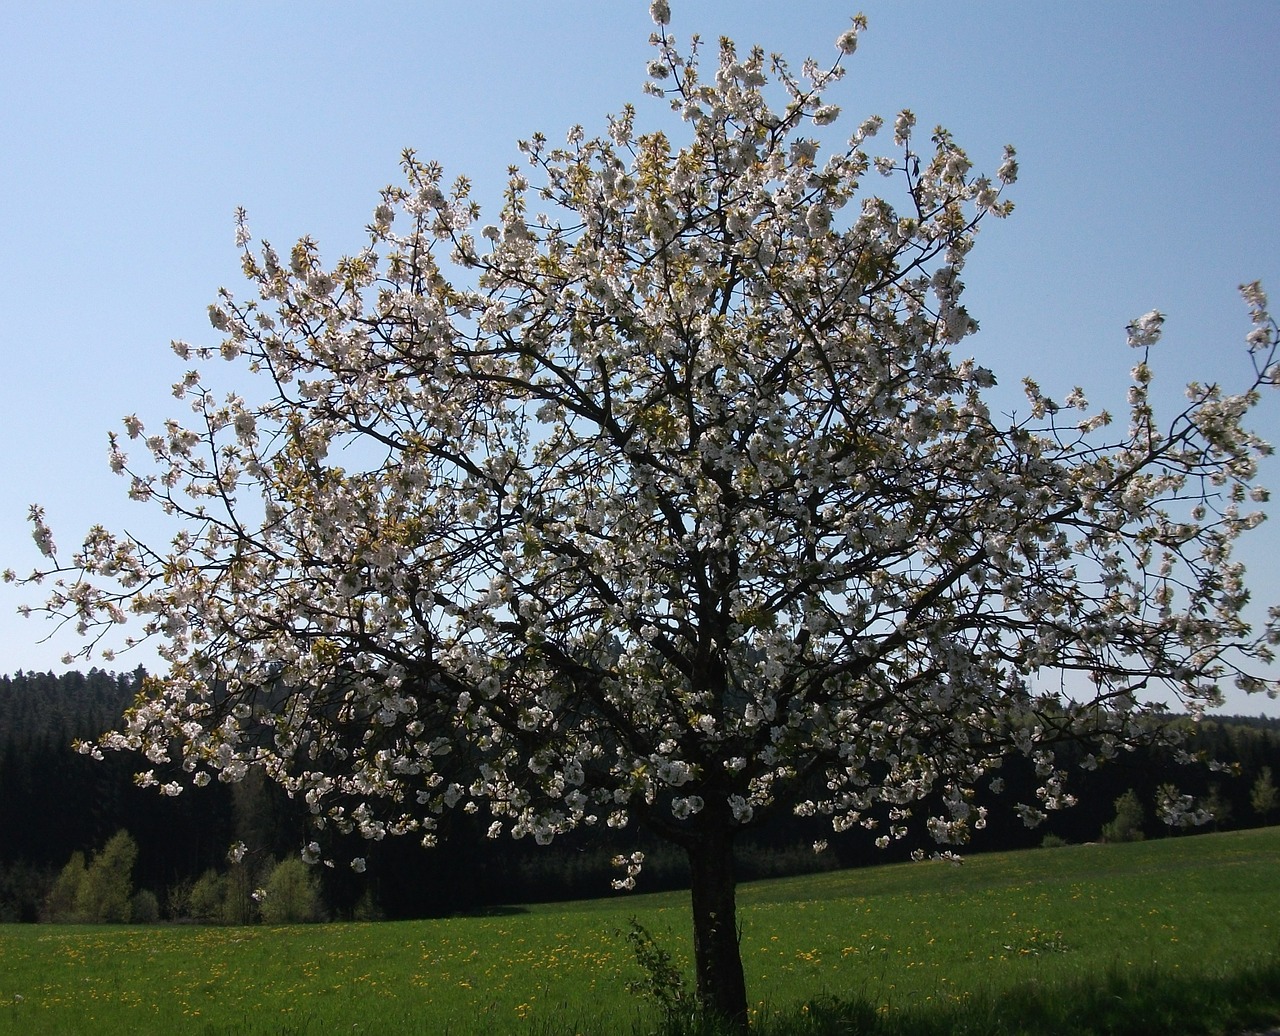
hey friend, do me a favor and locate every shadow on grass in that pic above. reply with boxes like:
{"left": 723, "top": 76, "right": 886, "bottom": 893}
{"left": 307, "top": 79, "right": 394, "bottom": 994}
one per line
{"left": 455, "top": 904, "right": 530, "bottom": 918}
{"left": 629, "top": 954, "right": 1280, "bottom": 1036}
{"left": 829, "top": 958, "right": 1278, "bottom": 1036}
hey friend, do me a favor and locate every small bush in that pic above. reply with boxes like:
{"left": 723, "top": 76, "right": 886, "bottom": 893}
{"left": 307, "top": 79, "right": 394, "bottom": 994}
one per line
{"left": 45, "top": 851, "right": 87, "bottom": 923}
{"left": 621, "top": 917, "right": 692, "bottom": 1025}
{"left": 1101, "top": 789, "right": 1145, "bottom": 843}
{"left": 1252, "top": 766, "right": 1278, "bottom": 823}
{"left": 165, "top": 876, "right": 193, "bottom": 920}
{"left": 0, "top": 861, "right": 52, "bottom": 923}
{"left": 76, "top": 831, "right": 138, "bottom": 923}
{"left": 222, "top": 863, "right": 258, "bottom": 925}
{"left": 353, "top": 887, "right": 384, "bottom": 922}
{"left": 259, "top": 857, "right": 322, "bottom": 924}
{"left": 188, "top": 869, "right": 226, "bottom": 922}
{"left": 130, "top": 889, "right": 160, "bottom": 924}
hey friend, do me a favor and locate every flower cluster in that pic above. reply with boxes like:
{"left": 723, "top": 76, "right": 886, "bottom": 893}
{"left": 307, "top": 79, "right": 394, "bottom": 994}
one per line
{"left": 611, "top": 851, "right": 645, "bottom": 891}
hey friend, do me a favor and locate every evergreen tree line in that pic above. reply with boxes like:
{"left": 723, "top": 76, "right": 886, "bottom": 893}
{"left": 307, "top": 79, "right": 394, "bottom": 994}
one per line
{"left": 2, "top": 669, "right": 1278, "bottom": 924}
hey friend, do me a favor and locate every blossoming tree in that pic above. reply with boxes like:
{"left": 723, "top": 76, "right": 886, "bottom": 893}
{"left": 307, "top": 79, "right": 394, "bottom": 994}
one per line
{"left": 12, "top": 6, "right": 1280, "bottom": 1026}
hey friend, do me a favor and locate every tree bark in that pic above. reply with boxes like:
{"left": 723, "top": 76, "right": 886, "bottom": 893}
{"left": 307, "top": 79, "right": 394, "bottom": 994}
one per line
{"left": 686, "top": 828, "right": 749, "bottom": 1030}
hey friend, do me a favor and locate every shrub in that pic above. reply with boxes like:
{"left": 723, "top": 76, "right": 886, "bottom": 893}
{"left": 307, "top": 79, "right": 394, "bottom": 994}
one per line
{"left": 75, "top": 830, "right": 138, "bottom": 922}
{"left": 188, "top": 868, "right": 226, "bottom": 922}
{"left": 1252, "top": 767, "right": 1278, "bottom": 823}
{"left": 1102, "top": 789, "right": 1146, "bottom": 843}
{"left": 259, "top": 857, "right": 322, "bottom": 924}
{"left": 165, "top": 875, "right": 193, "bottom": 920}
{"left": 222, "top": 863, "right": 258, "bottom": 925}
{"left": 0, "top": 861, "right": 52, "bottom": 923}
{"left": 130, "top": 889, "right": 160, "bottom": 923}
{"left": 45, "top": 851, "right": 87, "bottom": 923}
{"left": 353, "top": 888, "right": 384, "bottom": 922}
{"left": 621, "top": 917, "right": 692, "bottom": 1026}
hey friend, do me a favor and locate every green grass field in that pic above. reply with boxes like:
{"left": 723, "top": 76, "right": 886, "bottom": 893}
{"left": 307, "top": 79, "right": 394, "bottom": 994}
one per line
{"left": 2, "top": 828, "right": 1279, "bottom": 1035}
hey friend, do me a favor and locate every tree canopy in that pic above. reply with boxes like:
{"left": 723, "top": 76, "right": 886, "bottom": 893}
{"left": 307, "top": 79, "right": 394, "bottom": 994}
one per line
{"left": 10, "top": 5, "right": 1280, "bottom": 1025}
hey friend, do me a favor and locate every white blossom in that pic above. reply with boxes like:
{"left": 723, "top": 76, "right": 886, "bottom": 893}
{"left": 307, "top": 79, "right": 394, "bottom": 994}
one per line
{"left": 1126, "top": 309, "right": 1165, "bottom": 348}
{"left": 835, "top": 25, "right": 861, "bottom": 55}
{"left": 894, "top": 109, "right": 916, "bottom": 145}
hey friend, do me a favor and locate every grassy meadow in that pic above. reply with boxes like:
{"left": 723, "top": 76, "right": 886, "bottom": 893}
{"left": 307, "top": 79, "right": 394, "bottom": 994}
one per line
{"left": 1, "top": 827, "right": 1279, "bottom": 1034}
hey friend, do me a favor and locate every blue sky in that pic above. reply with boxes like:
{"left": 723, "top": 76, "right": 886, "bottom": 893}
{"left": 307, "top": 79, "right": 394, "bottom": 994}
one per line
{"left": 1, "top": 2, "right": 1278, "bottom": 714}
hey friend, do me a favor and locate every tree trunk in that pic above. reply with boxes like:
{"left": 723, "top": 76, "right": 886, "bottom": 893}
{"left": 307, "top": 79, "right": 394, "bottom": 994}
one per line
{"left": 686, "top": 828, "right": 749, "bottom": 1030}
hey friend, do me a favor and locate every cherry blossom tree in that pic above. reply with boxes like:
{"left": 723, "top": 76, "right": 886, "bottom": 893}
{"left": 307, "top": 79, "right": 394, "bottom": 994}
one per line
{"left": 10, "top": 6, "right": 1280, "bottom": 1026}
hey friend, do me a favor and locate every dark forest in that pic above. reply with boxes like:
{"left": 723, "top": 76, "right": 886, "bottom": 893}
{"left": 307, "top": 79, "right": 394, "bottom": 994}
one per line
{"left": 3, "top": 668, "right": 1278, "bottom": 924}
